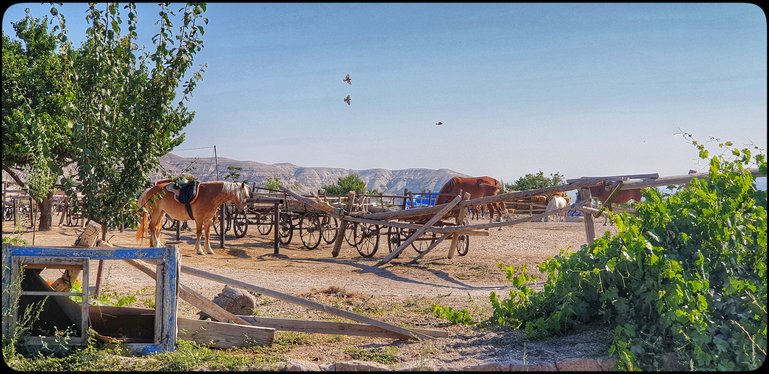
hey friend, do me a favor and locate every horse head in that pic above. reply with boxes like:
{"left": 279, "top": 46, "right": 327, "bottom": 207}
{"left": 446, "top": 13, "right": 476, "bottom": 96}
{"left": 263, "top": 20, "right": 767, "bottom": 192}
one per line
{"left": 235, "top": 181, "right": 250, "bottom": 211}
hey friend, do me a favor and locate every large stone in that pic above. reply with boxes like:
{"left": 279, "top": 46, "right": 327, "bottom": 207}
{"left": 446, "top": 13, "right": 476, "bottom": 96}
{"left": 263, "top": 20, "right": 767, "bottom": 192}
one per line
{"left": 326, "top": 360, "right": 392, "bottom": 371}
{"left": 555, "top": 358, "right": 605, "bottom": 371}
{"left": 282, "top": 359, "right": 321, "bottom": 371}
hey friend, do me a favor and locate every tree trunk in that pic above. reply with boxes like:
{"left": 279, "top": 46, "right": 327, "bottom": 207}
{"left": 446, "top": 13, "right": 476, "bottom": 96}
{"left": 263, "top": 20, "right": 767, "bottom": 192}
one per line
{"left": 37, "top": 192, "right": 54, "bottom": 231}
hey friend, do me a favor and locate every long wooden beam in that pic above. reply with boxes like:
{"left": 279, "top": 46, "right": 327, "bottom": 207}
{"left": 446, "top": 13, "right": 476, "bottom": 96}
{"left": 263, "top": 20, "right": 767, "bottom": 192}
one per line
{"left": 180, "top": 264, "right": 434, "bottom": 340}
{"left": 237, "top": 316, "right": 448, "bottom": 339}
{"left": 619, "top": 168, "right": 763, "bottom": 190}
{"left": 344, "top": 216, "right": 489, "bottom": 236}
{"left": 566, "top": 173, "right": 659, "bottom": 183}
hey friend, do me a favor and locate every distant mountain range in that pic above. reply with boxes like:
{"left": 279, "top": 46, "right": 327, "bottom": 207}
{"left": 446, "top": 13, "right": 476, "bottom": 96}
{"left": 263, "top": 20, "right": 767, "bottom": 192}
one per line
{"left": 152, "top": 154, "right": 469, "bottom": 194}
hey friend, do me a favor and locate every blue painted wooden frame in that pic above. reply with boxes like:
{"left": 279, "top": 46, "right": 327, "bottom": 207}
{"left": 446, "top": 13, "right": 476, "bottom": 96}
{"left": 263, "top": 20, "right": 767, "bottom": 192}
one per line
{"left": 1, "top": 244, "right": 179, "bottom": 354}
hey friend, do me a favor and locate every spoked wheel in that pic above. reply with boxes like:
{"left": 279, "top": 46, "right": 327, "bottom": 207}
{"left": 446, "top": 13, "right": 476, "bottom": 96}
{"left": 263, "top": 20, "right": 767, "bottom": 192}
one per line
{"left": 344, "top": 222, "right": 361, "bottom": 247}
{"left": 354, "top": 223, "right": 380, "bottom": 258}
{"left": 386, "top": 226, "right": 403, "bottom": 254}
{"left": 399, "top": 228, "right": 436, "bottom": 254}
{"left": 256, "top": 212, "right": 274, "bottom": 235}
{"left": 212, "top": 205, "right": 233, "bottom": 236}
{"left": 299, "top": 213, "right": 322, "bottom": 250}
{"left": 233, "top": 209, "right": 249, "bottom": 238}
{"left": 278, "top": 212, "right": 294, "bottom": 245}
{"left": 162, "top": 215, "right": 177, "bottom": 230}
{"left": 456, "top": 234, "right": 469, "bottom": 256}
{"left": 320, "top": 215, "right": 338, "bottom": 244}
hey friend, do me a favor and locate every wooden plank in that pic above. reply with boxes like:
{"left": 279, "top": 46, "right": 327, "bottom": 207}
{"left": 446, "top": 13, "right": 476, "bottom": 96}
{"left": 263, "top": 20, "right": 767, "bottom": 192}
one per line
{"left": 331, "top": 191, "right": 356, "bottom": 258}
{"left": 179, "top": 264, "right": 434, "bottom": 340}
{"left": 565, "top": 173, "right": 659, "bottom": 183}
{"left": 237, "top": 316, "right": 448, "bottom": 339}
{"left": 177, "top": 318, "right": 275, "bottom": 348}
{"left": 123, "top": 258, "right": 252, "bottom": 326}
{"left": 619, "top": 167, "right": 763, "bottom": 189}
{"left": 376, "top": 195, "right": 462, "bottom": 267}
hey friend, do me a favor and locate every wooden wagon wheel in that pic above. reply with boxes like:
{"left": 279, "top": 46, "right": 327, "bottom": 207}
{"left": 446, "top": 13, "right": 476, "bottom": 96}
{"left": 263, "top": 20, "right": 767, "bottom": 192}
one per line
{"left": 233, "top": 209, "right": 249, "bottom": 238}
{"left": 354, "top": 222, "right": 380, "bottom": 258}
{"left": 406, "top": 228, "right": 436, "bottom": 254}
{"left": 256, "top": 211, "right": 273, "bottom": 235}
{"left": 344, "top": 221, "right": 361, "bottom": 246}
{"left": 278, "top": 212, "right": 293, "bottom": 244}
{"left": 456, "top": 234, "right": 469, "bottom": 256}
{"left": 162, "top": 215, "right": 177, "bottom": 230}
{"left": 386, "top": 226, "right": 402, "bottom": 256}
{"left": 320, "top": 215, "right": 338, "bottom": 244}
{"left": 213, "top": 204, "right": 234, "bottom": 236}
{"left": 299, "top": 213, "right": 322, "bottom": 250}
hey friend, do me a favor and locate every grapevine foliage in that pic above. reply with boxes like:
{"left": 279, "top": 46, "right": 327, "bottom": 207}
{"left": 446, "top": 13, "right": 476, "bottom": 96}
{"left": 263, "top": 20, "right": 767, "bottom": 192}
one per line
{"left": 490, "top": 137, "right": 767, "bottom": 371}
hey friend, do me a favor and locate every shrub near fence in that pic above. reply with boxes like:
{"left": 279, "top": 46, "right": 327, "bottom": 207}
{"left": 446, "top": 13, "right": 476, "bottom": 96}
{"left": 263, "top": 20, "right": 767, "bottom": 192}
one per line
{"left": 489, "top": 139, "right": 767, "bottom": 371}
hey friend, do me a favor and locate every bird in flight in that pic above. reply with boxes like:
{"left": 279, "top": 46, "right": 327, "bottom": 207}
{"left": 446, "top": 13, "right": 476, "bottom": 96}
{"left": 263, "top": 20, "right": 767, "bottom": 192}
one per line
{"left": 344, "top": 95, "right": 351, "bottom": 105}
{"left": 435, "top": 121, "right": 443, "bottom": 126}
{"left": 343, "top": 74, "right": 352, "bottom": 85}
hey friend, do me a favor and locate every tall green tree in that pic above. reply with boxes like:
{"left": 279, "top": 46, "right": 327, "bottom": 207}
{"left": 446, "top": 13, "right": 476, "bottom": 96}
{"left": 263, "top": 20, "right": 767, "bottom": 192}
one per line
{"left": 54, "top": 3, "right": 208, "bottom": 239}
{"left": 2, "top": 9, "right": 76, "bottom": 230}
{"left": 321, "top": 174, "right": 367, "bottom": 195}
{"left": 505, "top": 170, "right": 564, "bottom": 191}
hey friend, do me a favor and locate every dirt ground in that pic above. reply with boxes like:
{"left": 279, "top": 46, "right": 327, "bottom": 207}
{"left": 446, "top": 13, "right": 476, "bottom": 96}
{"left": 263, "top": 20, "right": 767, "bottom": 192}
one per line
{"left": 3, "top": 213, "right": 619, "bottom": 370}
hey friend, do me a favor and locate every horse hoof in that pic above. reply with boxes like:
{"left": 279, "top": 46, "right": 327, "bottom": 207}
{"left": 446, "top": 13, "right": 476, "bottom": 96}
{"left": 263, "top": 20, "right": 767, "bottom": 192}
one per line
{"left": 207, "top": 249, "right": 215, "bottom": 255}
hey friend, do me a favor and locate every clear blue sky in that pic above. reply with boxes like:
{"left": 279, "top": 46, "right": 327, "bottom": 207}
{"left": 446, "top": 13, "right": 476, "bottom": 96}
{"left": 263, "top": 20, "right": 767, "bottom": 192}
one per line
{"left": 3, "top": 3, "right": 766, "bottom": 184}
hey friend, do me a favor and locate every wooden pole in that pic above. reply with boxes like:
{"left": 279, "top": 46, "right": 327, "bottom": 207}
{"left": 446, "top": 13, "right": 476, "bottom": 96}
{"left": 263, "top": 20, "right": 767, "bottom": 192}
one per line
{"left": 273, "top": 202, "right": 280, "bottom": 254}
{"left": 180, "top": 264, "right": 432, "bottom": 340}
{"left": 580, "top": 187, "right": 596, "bottom": 244}
{"left": 331, "top": 191, "right": 356, "bottom": 258}
{"left": 376, "top": 194, "right": 461, "bottom": 267}
{"left": 447, "top": 192, "right": 470, "bottom": 259}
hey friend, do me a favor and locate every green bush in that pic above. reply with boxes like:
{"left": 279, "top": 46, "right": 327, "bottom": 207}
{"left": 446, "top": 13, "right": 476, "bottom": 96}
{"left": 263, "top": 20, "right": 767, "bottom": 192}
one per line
{"left": 490, "top": 137, "right": 766, "bottom": 371}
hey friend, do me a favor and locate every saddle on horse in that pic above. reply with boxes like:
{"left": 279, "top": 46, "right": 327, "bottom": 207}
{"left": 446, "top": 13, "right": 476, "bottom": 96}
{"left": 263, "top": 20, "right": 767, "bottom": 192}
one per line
{"left": 158, "top": 179, "right": 201, "bottom": 219}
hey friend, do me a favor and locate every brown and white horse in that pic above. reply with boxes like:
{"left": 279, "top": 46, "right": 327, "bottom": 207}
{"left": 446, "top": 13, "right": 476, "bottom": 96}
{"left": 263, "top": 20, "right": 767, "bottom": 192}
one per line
{"left": 136, "top": 180, "right": 250, "bottom": 255}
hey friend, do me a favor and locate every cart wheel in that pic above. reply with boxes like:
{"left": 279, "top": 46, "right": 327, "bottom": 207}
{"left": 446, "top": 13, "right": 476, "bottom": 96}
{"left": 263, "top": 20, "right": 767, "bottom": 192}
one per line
{"left": 278, "top": 212, "right": 293, "bottom": 245}
{"left": 162, "top": 215, "right": 177, "bottom": 230}
{"left": 386, "top": 226, "right": 402, "bottom": 254}
{"left": 212, "top": 205, "right": 233, "bottom": 236}
{"left": 399, "top": 228, "right": 435, "bottom": 254}
{"left": 233, "top": 209, "right": 249, "bottom": 238}
{"left": 344, "top": 222, "right": 360, "bottom": 246}
{"left": 354, "top": 223, "right": 380, "bottom": 258}
{"left": 320, "top": 215, "right": 338, "bottom": 244}
{"left": 456, "top": 234, "right": 469, "bottom": 256}
{"left": 299, "top": 214, "right": 322, "bottom": 250}
{"left": 256, "top": 212, "right": 274, "bottom": 235}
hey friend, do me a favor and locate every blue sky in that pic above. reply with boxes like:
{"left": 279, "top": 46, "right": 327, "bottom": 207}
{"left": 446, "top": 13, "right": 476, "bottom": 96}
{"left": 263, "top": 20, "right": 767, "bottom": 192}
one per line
{"left": 3, "top": 3, "right": 766, "bottom": 184}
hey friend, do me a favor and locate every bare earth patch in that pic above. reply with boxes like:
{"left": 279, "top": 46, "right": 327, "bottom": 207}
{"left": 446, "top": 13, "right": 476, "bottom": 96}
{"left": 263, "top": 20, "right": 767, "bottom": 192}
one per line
{"left": 4, "top": 215, "right": 619, "bottom": 370}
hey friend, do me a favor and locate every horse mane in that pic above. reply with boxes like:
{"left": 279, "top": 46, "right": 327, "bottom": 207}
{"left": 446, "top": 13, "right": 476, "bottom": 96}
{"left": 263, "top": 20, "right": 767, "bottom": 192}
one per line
{"left": 221, "top": 181, "right": 249, "bottom": 201}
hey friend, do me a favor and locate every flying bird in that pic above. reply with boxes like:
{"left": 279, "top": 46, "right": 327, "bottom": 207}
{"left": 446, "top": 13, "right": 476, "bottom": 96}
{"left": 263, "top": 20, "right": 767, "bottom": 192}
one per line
{"left": 435, "top": 121, "right": 443, "bottom": 126}
{"left": 344, "top": 95, "right": 351, "bottom": 105}
{"left": 343, "top": 74, "right": 352, "bottom": 85}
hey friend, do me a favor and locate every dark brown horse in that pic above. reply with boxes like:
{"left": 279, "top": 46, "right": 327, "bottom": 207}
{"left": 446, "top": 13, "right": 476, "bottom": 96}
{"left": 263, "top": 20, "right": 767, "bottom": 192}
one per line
{"left": 588, "top": 181, "right": 642, "bottom": 225}
{"left": 436, "top": 176, "right": 506, "bottom": 224}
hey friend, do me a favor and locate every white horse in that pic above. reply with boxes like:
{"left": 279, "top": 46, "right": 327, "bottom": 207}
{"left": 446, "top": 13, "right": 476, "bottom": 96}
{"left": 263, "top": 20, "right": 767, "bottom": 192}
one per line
{"left": 543, "top": 196, "right": 567, "bottom": 222}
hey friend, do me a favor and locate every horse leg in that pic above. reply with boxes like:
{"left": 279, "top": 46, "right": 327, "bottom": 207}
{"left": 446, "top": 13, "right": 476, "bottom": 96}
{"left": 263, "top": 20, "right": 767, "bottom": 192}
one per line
{"left": 204, "top": 221, "right": 215, "bottom": 255}
{"left": 194, "top": 221, "right": 205, "bottom": 255}
{"left": 150, "top": 214, "right": 164, "bottom": 248}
